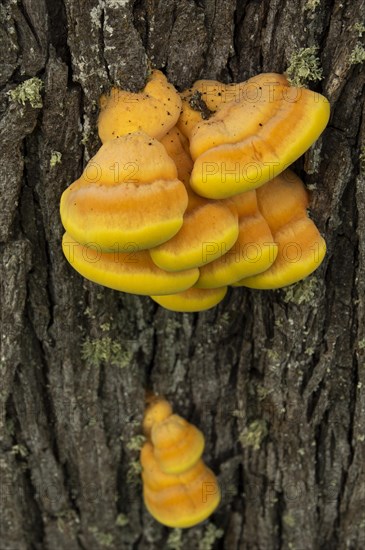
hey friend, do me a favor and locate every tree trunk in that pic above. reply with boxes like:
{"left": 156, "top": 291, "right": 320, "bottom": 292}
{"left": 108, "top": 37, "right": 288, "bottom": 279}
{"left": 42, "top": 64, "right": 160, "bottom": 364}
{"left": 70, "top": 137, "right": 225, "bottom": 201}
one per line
{"left": 1, "top": 0, "right": 364, "bottom": 548}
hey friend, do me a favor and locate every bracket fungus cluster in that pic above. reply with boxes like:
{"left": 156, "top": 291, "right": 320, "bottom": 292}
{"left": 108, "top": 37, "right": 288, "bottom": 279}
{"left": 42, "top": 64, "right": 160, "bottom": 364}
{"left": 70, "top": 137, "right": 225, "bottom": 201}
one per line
{"left": 60, "top": 69, "right": 330, "bottom": 311}
{"left": 141, "top": 396, "right": 221, "bottom": 528}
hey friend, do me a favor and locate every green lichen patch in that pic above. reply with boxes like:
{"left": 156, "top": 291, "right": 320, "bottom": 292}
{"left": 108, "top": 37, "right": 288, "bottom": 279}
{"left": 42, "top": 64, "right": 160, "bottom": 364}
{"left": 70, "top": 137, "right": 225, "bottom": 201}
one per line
{"left": 126, "top": 434, "right": 146, "bottom": 452}
{"left": 89, "top": 527, "right": 114, "bottom": 547}
{"left": 283, "top": 513, "right": 296, "bottom": 527}
{"left": 304, "top": 0, "right": 320, "bottom": 12}
{"left": 7, "top": 77, "right": 43, "bottom": 109}
{"left": 10, "top": 444, "right": 28, "bottom": 458}
{"left": 353, "top": 22, "right": 365, "bottom": 37}
{"left": 81, "top": 336, "right": 133, "bottom": 368}
{"left": 50, "top": 151, "right": 62, "bottom": 168}
{"left": 167, "top": 529, "right": 183, "bottom": 550}
{"left": 115, "top": 513, "right": 129, "bottom": 527}
{"left": 349, "top": 43, "right": 365, "bottom": 65}
{"left": 127, "top": 460, "right": 142, "bottom": 484}
{"left": 239, "top": 419, "right": 268, "bottom": 450}
{"left": 257, "top": 385, "right": 274, "bottom": 401}
{"left": 90, "top": 5, "right": 102, "bottom": 29}
{"left": 266, "top": 349, "right": 281, "bottom": 364}
{"left": 358, "top": 339, "right": 365, "bottom": 350}
{"left": 282, "top": 276, "right": 320, "bottom": 305}
{"left": 198, "top": 524, "right": 224, "bottom": 550}
{"left": 232, "top": 408, "right": 245, "bottom": 419}
{"left": 286, "top": 47, "right": 323, "bottom": 87}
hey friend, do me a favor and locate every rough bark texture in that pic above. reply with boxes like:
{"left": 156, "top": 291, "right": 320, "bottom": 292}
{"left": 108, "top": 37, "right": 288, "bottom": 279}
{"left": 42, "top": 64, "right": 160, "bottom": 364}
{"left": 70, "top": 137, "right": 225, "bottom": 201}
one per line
{"left": 1, "top": 0, "right": 364, "bottom": 549}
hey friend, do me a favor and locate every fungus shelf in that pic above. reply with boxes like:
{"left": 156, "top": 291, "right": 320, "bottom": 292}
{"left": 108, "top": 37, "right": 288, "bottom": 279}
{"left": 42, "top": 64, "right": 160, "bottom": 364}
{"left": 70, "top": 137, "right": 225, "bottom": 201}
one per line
{"left": 59, "top": 71, "right": 330, "bottom": 312}
{"left": 140, "top": 396, "right": 221, "bottom": 528}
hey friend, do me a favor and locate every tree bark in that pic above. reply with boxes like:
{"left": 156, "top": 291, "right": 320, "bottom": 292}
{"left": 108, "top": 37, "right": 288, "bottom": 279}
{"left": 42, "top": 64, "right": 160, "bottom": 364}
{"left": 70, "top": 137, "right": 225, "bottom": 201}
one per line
{"left": 1, "top": 0, "right": 364, "bottom": 549}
